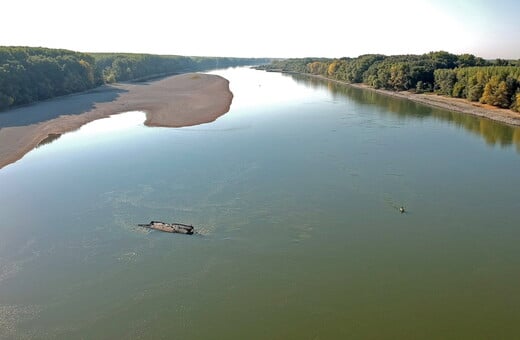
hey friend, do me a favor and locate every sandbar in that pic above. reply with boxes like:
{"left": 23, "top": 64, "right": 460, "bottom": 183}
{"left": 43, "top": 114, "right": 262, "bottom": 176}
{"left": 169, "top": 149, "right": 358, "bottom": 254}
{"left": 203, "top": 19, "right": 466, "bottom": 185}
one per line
{"left": 0, "top": 73, "right": 233, "bottom": 169}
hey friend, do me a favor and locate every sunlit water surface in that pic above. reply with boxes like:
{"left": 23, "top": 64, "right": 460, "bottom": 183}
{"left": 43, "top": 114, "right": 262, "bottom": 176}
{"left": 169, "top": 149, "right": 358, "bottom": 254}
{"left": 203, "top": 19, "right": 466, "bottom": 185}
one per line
{"left": 1, "top": 68, "right": 520, "bottom": 339}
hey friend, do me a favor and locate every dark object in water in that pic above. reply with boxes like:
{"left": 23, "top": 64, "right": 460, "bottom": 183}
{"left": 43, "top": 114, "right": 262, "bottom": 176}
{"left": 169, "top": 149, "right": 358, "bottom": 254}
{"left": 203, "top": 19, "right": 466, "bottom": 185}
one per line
{"left": 138, "top": 221, "right": 194, "bottom": 234}
{"left": 37, "top": 133, "right": 62, "bottom": 147}
{"left": 399, "top": 206, "right": 405, "bottom": 213}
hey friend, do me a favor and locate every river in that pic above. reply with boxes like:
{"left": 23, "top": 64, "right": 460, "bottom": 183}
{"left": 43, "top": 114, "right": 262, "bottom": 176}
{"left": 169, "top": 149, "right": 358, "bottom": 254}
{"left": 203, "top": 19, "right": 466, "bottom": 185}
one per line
{"left": 0, "top": 67, "right": 519, "bottom": 339}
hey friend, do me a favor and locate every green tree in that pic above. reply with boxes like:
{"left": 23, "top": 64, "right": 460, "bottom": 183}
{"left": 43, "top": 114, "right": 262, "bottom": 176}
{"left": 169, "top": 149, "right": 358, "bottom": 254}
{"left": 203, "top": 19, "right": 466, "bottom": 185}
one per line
{"left": 389, "top": 63, "right": 411, "bottom": 90}
{"left": 434, "top": 69, "right": 456, "bottom": 95}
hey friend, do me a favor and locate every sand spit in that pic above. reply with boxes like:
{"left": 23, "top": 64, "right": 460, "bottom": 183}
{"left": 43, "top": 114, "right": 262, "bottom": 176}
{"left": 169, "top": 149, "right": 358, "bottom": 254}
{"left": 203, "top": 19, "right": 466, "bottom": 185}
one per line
{"left": 0, "top": 73, "right": 233, "bottom": 169}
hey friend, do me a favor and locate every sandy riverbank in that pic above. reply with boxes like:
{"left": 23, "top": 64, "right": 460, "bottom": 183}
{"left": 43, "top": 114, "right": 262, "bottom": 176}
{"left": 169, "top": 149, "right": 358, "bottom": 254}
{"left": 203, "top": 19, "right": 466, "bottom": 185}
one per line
{"left": 305, "top": 74, "right": 520, "bottom": 127}
{"left": 0, "top": 73, "right": 233, "bottom": 169}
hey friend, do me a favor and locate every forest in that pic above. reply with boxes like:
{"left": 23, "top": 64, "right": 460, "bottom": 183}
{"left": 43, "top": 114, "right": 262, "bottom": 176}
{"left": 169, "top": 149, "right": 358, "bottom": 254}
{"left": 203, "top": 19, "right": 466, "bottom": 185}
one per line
{"left": 0, "top": 47, "right": 101, "bottom": 110}
{"left": 92, "top": 53, "right": 265, "bottom": 83}
{"left": 260, "top": 52, "right": 520, "bottom": 112}
{"left": 0, "top": 46, "right": 267, "bottom": 110}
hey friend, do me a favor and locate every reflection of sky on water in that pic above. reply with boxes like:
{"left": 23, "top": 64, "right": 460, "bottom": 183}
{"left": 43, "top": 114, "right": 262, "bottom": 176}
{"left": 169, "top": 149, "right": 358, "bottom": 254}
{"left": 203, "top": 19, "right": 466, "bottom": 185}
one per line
{"left": 25, "top": 111, "right": 147, "bottom": 164}
{"left": 208, "top": 68, "right": 326, "bottom": 111}
{"left": 70, "top": 111, "right": 146, "bottom": 136}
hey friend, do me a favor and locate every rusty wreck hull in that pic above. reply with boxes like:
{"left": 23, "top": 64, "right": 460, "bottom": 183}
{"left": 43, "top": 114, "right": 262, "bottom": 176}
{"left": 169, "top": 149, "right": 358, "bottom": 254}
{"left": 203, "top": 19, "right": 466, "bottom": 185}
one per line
{"left": 138, "top": 221, "right": 194, "bottom": 234}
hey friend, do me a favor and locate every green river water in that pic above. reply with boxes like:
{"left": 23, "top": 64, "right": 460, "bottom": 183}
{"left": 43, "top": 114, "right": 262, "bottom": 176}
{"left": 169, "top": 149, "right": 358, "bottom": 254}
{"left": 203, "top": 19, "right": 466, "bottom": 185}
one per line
{"left": 0, "top": 67, "right": 519, "bottom": 339}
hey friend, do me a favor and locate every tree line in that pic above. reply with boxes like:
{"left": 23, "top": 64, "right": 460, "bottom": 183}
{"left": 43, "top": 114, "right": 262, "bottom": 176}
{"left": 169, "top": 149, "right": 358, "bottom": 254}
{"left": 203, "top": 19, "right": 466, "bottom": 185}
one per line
{"left": 93, "top": 53, "right": 265, "bottom": 83}
{"left": 0, "top": 46, "right": 268, "bottom": 111}
{"left": 434, "top": 66, "right": 520, "bottom": 111}
{"left": 260, "top": 52, "right": 520, "bottom": 112}
{"left": 0, "top": 47, "right": 101, "bottom": 110}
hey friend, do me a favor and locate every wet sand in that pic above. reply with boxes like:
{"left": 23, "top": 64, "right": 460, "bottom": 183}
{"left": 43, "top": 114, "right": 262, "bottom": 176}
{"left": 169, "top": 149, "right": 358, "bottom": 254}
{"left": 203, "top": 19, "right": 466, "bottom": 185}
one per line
{"left": 0, "top": 73, "right": 233, "bottom": 169}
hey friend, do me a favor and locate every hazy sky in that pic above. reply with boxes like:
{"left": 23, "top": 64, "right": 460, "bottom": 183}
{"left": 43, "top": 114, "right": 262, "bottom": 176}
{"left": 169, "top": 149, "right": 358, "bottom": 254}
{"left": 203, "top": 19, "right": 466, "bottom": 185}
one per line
{"left": 2, "top": 0, "right": 519, "bottom": 58}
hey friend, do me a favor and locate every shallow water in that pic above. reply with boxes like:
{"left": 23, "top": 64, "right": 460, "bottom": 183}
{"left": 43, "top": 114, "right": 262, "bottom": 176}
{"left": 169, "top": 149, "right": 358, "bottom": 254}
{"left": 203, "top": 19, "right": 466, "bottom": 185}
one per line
{"left": 1, "top": 67, "right": 520, "bottom": 339}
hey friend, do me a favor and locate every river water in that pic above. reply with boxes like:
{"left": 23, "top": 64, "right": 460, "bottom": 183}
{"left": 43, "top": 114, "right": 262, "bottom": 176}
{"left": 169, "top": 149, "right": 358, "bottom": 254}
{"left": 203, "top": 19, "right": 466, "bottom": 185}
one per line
{"left": 1, "top": 67, "right": 519, "bottom": 339}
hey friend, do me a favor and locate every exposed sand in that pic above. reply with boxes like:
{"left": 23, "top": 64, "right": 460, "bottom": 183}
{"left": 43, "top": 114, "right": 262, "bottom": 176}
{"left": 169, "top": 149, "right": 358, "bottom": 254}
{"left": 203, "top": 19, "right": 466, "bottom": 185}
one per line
{"left": 311, "top": 74, "right": 520, "bottom": 127}
{"left": 0, "top": 73, "right": 233, "bottom": 169}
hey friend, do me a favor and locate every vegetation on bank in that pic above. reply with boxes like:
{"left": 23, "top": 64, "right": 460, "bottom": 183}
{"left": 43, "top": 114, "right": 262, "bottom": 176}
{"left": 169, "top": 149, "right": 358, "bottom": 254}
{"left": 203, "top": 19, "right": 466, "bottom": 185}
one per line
{"left": 92, "top": 53, "right": 265, "bottom": 83}
{"left": 0, "top": 46, "right": 268, "bottom": 110}
{"left": 0, "top": 47, "right": 101, "bottom": 109}
{"left": 259, "top": 52, "right": 520, "bottom": 112}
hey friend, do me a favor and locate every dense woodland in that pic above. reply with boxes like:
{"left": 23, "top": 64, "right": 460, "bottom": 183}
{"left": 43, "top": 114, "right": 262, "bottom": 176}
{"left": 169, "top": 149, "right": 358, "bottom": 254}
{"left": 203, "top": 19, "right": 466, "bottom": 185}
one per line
{"left": 260, "top": 52, "right": 520, "bottom": 112}
{"left": 0, "top": 47, "right": 101, "bottom": 109}
{"left": 0, "top": 46, "right": 267, "bottom": 110}
{"left": 92, "top": 53, "right": 264, "bottom": 83}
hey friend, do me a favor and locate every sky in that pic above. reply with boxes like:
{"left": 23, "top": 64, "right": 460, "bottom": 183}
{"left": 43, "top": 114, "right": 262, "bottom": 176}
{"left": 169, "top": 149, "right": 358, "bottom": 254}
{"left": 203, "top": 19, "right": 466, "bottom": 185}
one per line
{"left": 2, "top": 0, "right": 519, "bottom": 59}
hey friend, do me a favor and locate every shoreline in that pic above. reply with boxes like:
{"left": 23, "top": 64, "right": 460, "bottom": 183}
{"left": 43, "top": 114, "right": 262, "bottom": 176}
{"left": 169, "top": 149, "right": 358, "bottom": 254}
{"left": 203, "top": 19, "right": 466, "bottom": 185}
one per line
{"left": 0, "top": 73, "right": 233, "bottom": 170}
{"left": 293, "top": 73, "right": 520, "bottom": 127}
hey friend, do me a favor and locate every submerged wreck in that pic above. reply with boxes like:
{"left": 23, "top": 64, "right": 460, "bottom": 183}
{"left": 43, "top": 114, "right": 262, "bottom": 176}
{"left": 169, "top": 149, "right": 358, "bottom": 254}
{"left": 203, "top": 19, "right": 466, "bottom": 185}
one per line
{"left": 138, "top": 221, "right": 194, "bottom": 235}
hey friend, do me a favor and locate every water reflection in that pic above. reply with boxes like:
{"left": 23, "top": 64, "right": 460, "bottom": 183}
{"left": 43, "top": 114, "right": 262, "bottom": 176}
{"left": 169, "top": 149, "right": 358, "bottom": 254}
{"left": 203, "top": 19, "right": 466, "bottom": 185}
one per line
{"left": 70, "top": 111, "right": 145, "bottom": 137}
{"left": 39, "top": 111, "right": 146, "bottom": 151}
{"left": 287, "top": 73, "right": 520, "bottom": 152}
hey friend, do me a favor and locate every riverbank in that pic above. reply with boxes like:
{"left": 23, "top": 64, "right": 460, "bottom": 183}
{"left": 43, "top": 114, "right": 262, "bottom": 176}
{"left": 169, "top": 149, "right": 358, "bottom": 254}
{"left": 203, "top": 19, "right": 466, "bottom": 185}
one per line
{"left": 297, "top": 73, "right": 520, "bottom": 127}
{"left": 0, "top": 73, "right": 233, "bottom": 169}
